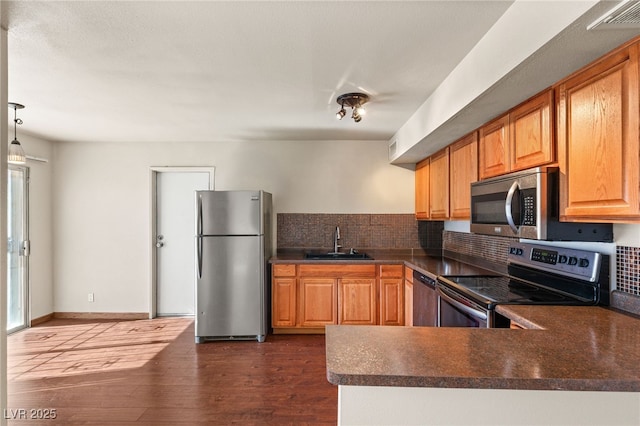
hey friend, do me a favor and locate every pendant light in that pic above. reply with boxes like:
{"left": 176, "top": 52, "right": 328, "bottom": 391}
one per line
{"left": 8, "top": 102, "right": 26, "bottom": 165}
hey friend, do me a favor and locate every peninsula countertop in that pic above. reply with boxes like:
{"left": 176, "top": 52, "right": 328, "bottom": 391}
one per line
{"left": 325, "top": 305, "right": 640, "bottom": 392}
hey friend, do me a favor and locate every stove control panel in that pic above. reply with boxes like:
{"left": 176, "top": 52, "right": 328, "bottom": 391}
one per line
{"left": 508, "top": 242, "right": 601, "bottom": 282}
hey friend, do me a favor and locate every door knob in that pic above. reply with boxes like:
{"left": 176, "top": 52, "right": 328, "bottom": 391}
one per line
{"left": 156, "top": 234, "right": 164, "bottom": 248}
{"left": 156, "top": 242, "right": 164, "bottom": 248}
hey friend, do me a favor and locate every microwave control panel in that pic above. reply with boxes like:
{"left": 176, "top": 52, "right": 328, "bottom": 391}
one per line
{"left": 522, "top": 195, "right": 535, "bottom": 225}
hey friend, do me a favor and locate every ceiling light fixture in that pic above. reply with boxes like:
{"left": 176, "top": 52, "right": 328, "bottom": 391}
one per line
{"left": 336, "top": 92, "right": 369, "bottom": 123}
{"left": 8, "top": 102, "right": 26, "bottom": 165}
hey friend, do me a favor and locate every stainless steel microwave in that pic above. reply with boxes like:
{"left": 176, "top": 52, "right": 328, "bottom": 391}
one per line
{"left": 470, "top": 167, "right": 613, "bottom": 241}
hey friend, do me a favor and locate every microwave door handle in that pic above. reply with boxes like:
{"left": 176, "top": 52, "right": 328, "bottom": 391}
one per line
{"left": 505, "top": 181, "right": 519, "bottom": 234}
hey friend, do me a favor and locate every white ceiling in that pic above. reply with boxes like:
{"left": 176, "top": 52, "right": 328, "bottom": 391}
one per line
{"left": 3, "top": 1, "right": 640, "bottom": 161}
{"left": 3, "top": 1, "right": 513, "bottom": 143}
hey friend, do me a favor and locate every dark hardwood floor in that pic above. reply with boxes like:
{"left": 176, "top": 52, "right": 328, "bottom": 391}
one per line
{"left": 6, "top": 318, "right": 337, "bottom": 425}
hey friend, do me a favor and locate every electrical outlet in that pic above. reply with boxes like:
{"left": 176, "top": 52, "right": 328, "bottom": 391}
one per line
{"left": 88, "top": 293, "right": 94, "bottom": 302}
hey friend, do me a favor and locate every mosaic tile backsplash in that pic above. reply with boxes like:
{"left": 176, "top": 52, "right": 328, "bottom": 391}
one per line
{"left": 278, "top": 214, "right": 640, "bottom": 301}
{"left": 616, "top": 246, "right": 640, "bottom": 296}
{"left": 443, "top": 231, "right": 517, "bottom": 266}
{"left": 277, "top": 213, "right": 443, "bottom": 251}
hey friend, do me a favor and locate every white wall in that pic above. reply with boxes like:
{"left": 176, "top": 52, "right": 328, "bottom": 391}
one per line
{"left": 52, "top": 139, "right": 414, "bottom": 313}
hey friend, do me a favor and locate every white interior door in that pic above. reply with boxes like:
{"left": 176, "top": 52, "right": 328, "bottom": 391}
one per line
{"left": 156, "top": 171, "right": 210, "bottom": 316}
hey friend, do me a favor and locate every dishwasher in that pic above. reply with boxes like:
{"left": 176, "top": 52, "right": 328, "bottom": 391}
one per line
{"left": 413, "top": 270, "right": 438, "bottom": 327}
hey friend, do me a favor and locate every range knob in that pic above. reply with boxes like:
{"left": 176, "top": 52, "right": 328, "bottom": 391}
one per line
{"left": 558, "top": 255, "right": 568, "bottom": 264}
{"left": 568, "top": 256, "right": 578, "bottom": 266}
{"left": 579, "top": 258, "right": 590, "bottom": 268}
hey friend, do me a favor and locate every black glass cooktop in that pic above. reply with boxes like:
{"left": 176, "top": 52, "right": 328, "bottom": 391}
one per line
{"left": 438, "top": 275, "right": 584, "bottom": 309}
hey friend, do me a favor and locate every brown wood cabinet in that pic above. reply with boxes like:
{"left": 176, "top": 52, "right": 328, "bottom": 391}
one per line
{"left": 403, "top": 266, "right": 414, "bottom": 327}
{"left": 429, "top": 147, "right": 450, "bottom": 219}
{"left": 449, "top": 133, "right": 478, "bottom": 219}
{"left": 556, "top": 40, "right": 640, "bottom": 221}
{"left": 299, "top": 277, "right": 337, "bottom": 327}
{"left": 272, "top": 263, "right": 404, "bottom": 332}
{"left": 378, "top": 265, "right": 404, "bottom": 326}
{"left": 479, "top": 114, "right": 510, "bottom": 179}
{"left": 272, "top": 264, "right": 297, "bottom": 327}
{"left": 415, "top": 158, "right": 430, "bottom": 220}
{"left": 338, "top": 278, "right": 376, "bottom": 325}
{"left": 479, "top": 89, "right": 554, "bottom": 180}
{"left": 510, "top": 90, "right": 554, "bottom": 172}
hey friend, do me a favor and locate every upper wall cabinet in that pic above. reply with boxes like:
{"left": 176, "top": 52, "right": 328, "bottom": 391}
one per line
{"left": 556, "top": 40, "right": 640, "bottom": 222}
{"left": 415, "top": 158, "right": 430, "bottom": 220}
{"left": 479, "top": 89, "right": 555, "bottom": 180}
{"left": 449, "top": 133, "right": 478, "bottom": 219}
{"left": 510, "top": 90, "right": 554, "bottom": 172}
{"left": 479, "top": 114, "right": 510, "bottom": 179}
{"left": 429, "top": 147, "right": 450, "bottom": 220}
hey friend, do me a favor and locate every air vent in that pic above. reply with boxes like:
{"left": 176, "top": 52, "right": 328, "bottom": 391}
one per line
{"left": 588, "top": 0, "right": 640, "bottom": 30}
{"left": 388, "top": 139, "right": 397, "bottom": 159}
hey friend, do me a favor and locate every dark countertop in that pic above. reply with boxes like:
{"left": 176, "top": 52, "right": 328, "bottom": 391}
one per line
{"left": 325, "top": 305, "right": 640, "bottom": 392}
{"left": 270, "top": 249, "right": 497, "bottom": 278}
{"left": 274, "top": 248, "right": 640, "bottom": 392}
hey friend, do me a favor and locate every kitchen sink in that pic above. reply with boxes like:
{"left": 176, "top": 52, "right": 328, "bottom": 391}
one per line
{"left": 304, "top": 252, "right": 373, "bottom": 260}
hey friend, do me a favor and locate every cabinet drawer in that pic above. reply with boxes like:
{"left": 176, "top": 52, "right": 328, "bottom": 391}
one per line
{"left": 379, "top": 264, "right": 403, "bottom": 278}
{"left": 299, "top": 264, "right": 376, "bottom": 278}
{"left": 273, "top": 264, "right": 296, "bottom": 277}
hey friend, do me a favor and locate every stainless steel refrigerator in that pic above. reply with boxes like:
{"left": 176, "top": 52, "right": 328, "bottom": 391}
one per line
{"left": 195, "top": 190, "right": 272, "bottom": 343}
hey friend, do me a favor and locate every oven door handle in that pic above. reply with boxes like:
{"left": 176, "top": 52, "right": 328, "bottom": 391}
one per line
{"left": 505, "top": 181, "right": 519, "bottom": 235}
{"left": 437, "top": 286, "right": 488, "bottom": 321}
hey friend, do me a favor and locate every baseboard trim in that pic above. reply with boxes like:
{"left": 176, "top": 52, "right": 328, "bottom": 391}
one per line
{"left": 53, "top": 312, "right": 150, "bottom": 320}
{"left": 31, "top": 313, "right": 55, "bottom": 326}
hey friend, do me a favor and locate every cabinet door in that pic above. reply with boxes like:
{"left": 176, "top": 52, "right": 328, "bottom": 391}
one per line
{"left": 557, "top": 42, "right": 640, "bottom": 220}
{"left": 404, "top": 279, "right": 413, "bottom": 327}
{"left": 272, "top": 278, "right": 296, "bottom": 327}
{"left": 510, "top": 90, "right": 554, "bottom": 172}
{"left": 379, "top": 278, "right": 404, "bottom": 326}
{"left": 429, "top": 147, "right": 450, "bottom": 219}
{"left": 415, "top": 158, "right": 430, "bottom": 220}
{"left": 338, "top": 278, "right": 376, "bottom": 325}
{"left": 299, "top": 278, "right": 337, "bottom": 327}
{"left": 479, "top": 114, "right": 510, "bottom": 179}
{"left": 449, "top": 133, "right": 478, "bottom": 219}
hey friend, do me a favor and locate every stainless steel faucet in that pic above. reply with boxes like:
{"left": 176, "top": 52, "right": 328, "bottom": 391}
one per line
{"left": 333, "top": 226, "right": 341, "bottom": 253}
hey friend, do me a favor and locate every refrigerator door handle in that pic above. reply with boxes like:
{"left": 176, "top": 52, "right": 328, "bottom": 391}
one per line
{"left": 197, "top": 194, "right": 203, "bottom": 236}
{"left": 197, "top": 236, "right": 203, "bottom": 279}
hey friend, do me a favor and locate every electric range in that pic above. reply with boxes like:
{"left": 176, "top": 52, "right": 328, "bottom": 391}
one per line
{"left": 436, "top": 242, "right": 610, "bottom": 328}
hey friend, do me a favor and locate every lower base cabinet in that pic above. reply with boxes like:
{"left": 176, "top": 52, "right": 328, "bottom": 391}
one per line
{"left": 299, "top": 278, "right": 337, "bottom": 327}
{"left": 272, "top": 263, "right": 404, "bottom": 333}
{"left": 272, "top": 264, "right": 297, "bottom": 327}
{"left": 339, "top": 278, "right": 377, "bottom": 325}
{"left": 379, "top": 265, "right": 404, "bottom": 326}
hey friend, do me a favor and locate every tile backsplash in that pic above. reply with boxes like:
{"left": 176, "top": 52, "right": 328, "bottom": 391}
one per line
{"left": 616, "top": 246, "right": 640, "bottom": 296}
{"left": 277, "top": 213, "right": 443, "bottom": 252}
{"left": 443, "top": 230, "right": 516, "bottom": 266}
{"left": 278, "top": 215, "right": 640, "bottom": 305}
